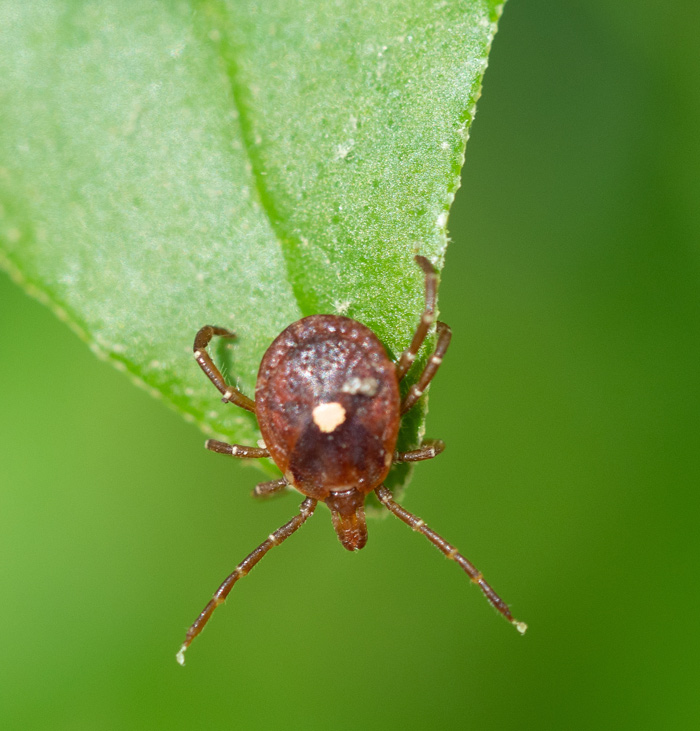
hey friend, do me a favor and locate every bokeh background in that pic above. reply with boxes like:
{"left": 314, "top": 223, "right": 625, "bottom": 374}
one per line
{"left": 1, "top": 1, "right": 698, "bottom": 728}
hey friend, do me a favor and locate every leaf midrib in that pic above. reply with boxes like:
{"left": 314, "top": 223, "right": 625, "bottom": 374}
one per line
{"left": 206, "top": 1, "right": 317, "bottom": 319}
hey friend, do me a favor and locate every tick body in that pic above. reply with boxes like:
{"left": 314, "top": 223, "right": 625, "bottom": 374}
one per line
{"left": 178, "top": 256, "right": 526, "bottom": 665}
{"left": 257, "top": 315, "right": 399, "bottom": 550}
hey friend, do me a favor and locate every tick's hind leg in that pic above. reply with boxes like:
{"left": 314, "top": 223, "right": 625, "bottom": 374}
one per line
{"left": 401, "top": 321, "right": 451, "bottom": 415}
{"left": 395, "top": 256, "right": 439, "bottom": 381}
{"left": 176, "top": 497, "right": 317, "bottom": 665}
{"left": 393, "top": 439, "right": 445, "bottom": 463}
{"left": 374, "top": 485, "right": 527, "bottom": 635}
{"left": 194, "top": 326, "right": 256, "bottom": 413}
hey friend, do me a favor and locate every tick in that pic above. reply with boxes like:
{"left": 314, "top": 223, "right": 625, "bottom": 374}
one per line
{"left": 177, "top": 256, "right": 526, "bottom": 665}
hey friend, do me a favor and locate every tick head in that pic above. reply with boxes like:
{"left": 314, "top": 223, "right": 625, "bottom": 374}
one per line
{"left": 325, "top": 488, "right": 368, "bottom": 551}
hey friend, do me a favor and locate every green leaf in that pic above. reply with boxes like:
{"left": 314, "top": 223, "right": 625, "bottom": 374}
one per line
{"left": 0, "top": 1, "right": 503, "bottom": 489}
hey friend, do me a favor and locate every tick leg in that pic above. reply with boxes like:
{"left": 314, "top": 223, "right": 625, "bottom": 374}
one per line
{"left": 206, "top": 440, "right": 286, "bottom": 497}
{"left": 400, "top": 321, "right": 452, "bottom": 415}
{"left": 205, "top": 439, "right": 270, "bottom": 459}
{"left": 393, "top": 439, "right": 445, "bottom": 463}
{"left": 176, "top": 497, "right": 317, "bottom": 666}
{"left": 395, "top": 256, "right": 439, "bottom": 381}
{"left": 194, "top": 325, "right": 256, "bottom": 413}
{"left": 374, "top": 485, "right": 527, "bottom": 635}
{"left": 253, "top": 478, "right": 289, "bottom": 498}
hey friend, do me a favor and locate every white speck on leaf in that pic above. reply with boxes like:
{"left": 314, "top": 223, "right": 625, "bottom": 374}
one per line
{"left": 335, "top": 140, "right": 355, "bottom": 160}
{"left": 169, "top": 42, "right": 186, "bottom": 58}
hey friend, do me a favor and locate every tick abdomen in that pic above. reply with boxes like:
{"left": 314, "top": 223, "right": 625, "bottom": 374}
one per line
{"left": 255, "top": 315, "right": 400, "bottom": 499}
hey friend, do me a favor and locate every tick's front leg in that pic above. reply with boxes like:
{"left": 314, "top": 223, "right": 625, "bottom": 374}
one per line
{"left": 374, "top": 485, "right": 527, "bottom": 636}
{"left": 176, "top": 497, "right": 317, "bottom": 665}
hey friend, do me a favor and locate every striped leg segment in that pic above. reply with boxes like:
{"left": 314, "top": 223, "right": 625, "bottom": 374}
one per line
{"left": 193, "top": 326, "right": 255, "bottom": 413}
{"left": 176, "top": 497, "right": 317, "bottom": 665}
{"left": 393, "top": 439, "right": 446, "bottom": 463}
{"left": 205, "top": 439, "right": 269, "bottom": 459}
{"left": 253, "top": 478, "right": 289, "bottom": 498}
{"left": 401, "top": 321, "right": 452, "bottom": 415}
{"left": 374, "top": 486, "right": 527, "bottom": 635}
{"left": 395, "top": 256, "right": 439, "bottom": 381}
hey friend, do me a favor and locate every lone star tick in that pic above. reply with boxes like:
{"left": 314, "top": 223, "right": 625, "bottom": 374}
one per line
{"left": 177, "top": 256, "right": 526, "bottom": 665}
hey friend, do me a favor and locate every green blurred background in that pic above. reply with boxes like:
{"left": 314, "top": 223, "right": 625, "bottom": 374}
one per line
{"left": 1, "top": 1, "right": 698, "bottom": 728}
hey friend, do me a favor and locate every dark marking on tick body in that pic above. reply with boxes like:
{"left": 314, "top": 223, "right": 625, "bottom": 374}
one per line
{"left": 177, "top": 256, "right": 526, "bottom": 666}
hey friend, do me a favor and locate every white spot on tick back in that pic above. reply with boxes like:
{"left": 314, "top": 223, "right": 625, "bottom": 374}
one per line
{"left": 342, "top": 376, "right": 379, "bottom": 397}
{"left": 312, "top": 402, "right": 347, "bottom": 433}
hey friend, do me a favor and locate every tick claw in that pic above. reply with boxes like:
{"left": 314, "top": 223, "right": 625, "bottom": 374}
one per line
{"left": 176, "top": 645, "right": 187, "bottom": 666}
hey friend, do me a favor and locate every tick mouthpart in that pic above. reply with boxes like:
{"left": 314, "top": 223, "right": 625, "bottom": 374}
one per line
{"left": 326, "top": 488, "right": 368, "bottom": 551}
{"left": 331, "top": 506, "right": 368, "bottom": 551}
